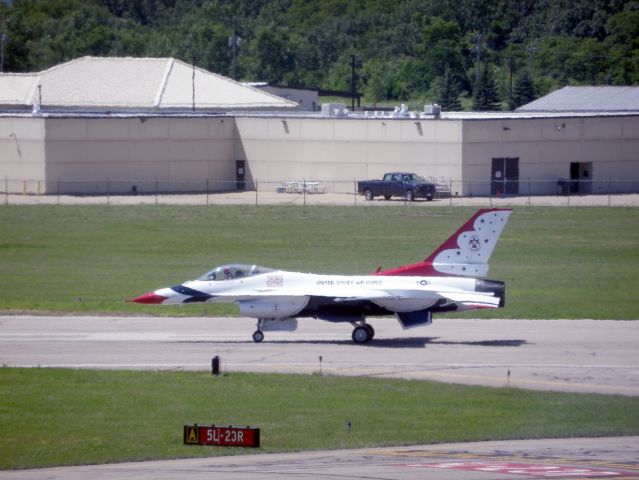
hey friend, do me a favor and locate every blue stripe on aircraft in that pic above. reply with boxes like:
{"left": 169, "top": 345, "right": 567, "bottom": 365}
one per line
{"left": 171, "top": 284, "right": 213, "bottom": 303}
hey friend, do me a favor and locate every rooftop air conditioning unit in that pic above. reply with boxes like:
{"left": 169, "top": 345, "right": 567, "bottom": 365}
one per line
{"left": 321, "top": 103, "right": 348, "bottom": 117}
{"left": 424, "top": 104, "right": 441, "bottom": 118}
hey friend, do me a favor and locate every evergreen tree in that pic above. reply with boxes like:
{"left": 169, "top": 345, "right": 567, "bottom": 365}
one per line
{"left": 472, "top": 63, "right": 501, "bottom": 111}
{"left": 365, "top": 71, "right": 387, "bottom": 106}
{"left": 436, "top": 68, "right": 462, "bottom": 111}
{"left": 511, "top": 72, "right": 536, "bottom": 110}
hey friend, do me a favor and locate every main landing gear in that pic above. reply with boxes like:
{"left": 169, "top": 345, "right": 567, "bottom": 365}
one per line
{"left": 251, "top": 319, "right": 375, "bottom": 344}
{"left": 351, "top": 322, "right": 375, "bottom": 344}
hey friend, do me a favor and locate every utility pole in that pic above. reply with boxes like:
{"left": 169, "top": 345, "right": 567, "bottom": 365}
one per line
{"left": 475, "top": 33, "right": 482, "bottom": 84}
{"left": 351, "top": 55, "right": 356, "bottom": 110}
{"left": 192, "top": 58, "right": 196, "bottom": 112}
{"left": 228, "top": 32, "right": 241, "bottom": 80}
{"left": 1, "top": 32, "right": 7, "bottom": 73}
{"left": 113, "top": 17, "right": 120, "bottom": 56}
{"left": 508, "top": 53, "right": 514, "bottom": 110}
{"left": 527, "top": 41, "right": 539, "bottom": 84}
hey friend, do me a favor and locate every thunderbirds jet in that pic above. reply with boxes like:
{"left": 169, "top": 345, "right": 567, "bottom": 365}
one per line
{"left": 131, "top": 208, "right": 511, "bottom": 343}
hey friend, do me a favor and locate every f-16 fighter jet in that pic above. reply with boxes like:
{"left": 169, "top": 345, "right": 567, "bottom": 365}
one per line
{"left": 131, "top": 208, "right": 511, "bottom": 343}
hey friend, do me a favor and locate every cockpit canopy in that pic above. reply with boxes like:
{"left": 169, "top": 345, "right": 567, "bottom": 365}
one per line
{"left": 198, "top": 264, "right": 275, "bottom": 281}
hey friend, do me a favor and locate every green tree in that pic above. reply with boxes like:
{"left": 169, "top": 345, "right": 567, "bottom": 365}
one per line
{"left": 365, "top": 71, "right": 386, "bottom": 106}
{"left": 472, "top": 62, "right": 501, "bottom": 111}
{"left": 409, "top": 17, "right": 468, "bottom": 96}
{"left": 604, "top": 5, "right": 639, "bottom": 84}
{"left": 567, "top": 37, "right": 610, "bottom": 84}
{"left": 1, "top": 0, "right": 634, "bottom": 104}
{"left": 511, "top": 72, "right": 536, "bottom": 110}
{"left": 245, "top": 24, "right": 296, "bottom": 84}
{"left": 432, "top": 67, "right": 462, "bottom": 111}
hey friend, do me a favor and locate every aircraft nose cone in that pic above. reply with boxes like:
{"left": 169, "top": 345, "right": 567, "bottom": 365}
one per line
{"left": 129, "top": 292, "right": 168, "bottom": 304}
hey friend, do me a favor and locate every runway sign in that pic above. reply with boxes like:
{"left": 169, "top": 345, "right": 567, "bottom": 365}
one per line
{"left": 183, "top": 424, "right": 260, "bottom": 448}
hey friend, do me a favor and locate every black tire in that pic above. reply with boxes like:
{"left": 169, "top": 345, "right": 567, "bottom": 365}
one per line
{"left": 252, "top": 330, "right": 264, "bottom": 343}
{"left": 383, "top": 194, "right": 392, "bottom": 200}
{"left": 405, "top": 190, "right": 415, "bottom": 202}
{"left": 364, "top": 189, "right": 374, "bottom": 201}
{"left": 351, "top": 326, "right": 370, "bottom": 344}
{"left": 426, "top": 193, "right": 434, "bottom": 201}
{"left": 364, "top": 324, "right": 375, "bottom": 340}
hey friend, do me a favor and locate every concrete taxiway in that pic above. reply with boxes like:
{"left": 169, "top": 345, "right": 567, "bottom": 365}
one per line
{"left": 1, "top": 437, "right": 638, "bottom": 480}
{"left": 1, "top": 315, "right": 638, "bottom": 396}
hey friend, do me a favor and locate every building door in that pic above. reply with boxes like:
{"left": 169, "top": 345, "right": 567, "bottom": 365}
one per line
{"left": 491, "top": 158, "right": 519, "bottom": 195}
{"left": 570, "top": 162, "right": 592, "bottom": 194}
{"left": 236, "top": 160, "right": 245, "bottom": 190}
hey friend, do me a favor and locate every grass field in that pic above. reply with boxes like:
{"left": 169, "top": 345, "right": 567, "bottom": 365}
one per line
{"left": 2, "top": 368, "right": 638, "bottom": 469}
{"left": 1, "top": 205, "right": 638, "bottom": 469}
{"left": 1, "top": 205, "right": 638, "bottom": 318}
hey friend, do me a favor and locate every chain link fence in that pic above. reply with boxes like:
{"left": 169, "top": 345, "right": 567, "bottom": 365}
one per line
{"left": 3, "top": 177, "right": 639, "bottom": 207}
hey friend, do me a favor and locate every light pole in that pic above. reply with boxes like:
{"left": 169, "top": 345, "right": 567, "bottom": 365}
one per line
{"left": 0, "top": 33, "right": 7, "bottom": 73}
{"left": 475, "top": 33, "right": 482, "bottom": 85}
{"left": 527, "top": 41, "right": 539, "bottom": 84}
{"left": 228, "top": 33, "right": 241, "bottom": 80}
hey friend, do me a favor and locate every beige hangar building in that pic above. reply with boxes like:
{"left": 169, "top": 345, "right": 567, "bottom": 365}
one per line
{"left": 1, "top": 57, "right": 638, "bottom": 197}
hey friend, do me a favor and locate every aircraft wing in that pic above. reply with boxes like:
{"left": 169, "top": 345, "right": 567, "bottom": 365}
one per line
{"left": 232, "top": 286, "right": 397, "bottom": 301}
{"left": 333, "top": 290, "right": 397, "bottom": 302}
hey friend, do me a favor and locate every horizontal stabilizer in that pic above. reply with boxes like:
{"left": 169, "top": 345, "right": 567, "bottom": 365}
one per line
{"left": 440, "top": 291, "right": 501, "bottom": 309}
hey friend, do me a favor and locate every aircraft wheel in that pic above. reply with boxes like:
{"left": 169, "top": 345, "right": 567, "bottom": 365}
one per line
{"left": 364, "top": 324, "right": 375, "bottom": 340}
{"left": 252, "top": 330, "right": 264, "bottom": 343}
{"left": 352, "top": 326, "right": 371, "bottom": 344}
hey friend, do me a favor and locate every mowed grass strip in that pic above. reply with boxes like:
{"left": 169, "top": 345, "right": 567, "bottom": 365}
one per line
{"left": 0, "top": 205, "right": 638, "bottom": 318}
{"left": 1, "top": 368, "right": 638, "bottom": 469}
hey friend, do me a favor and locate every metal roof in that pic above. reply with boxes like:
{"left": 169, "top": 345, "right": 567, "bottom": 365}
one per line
{"left": 0, "top": 56, "right": 298, "bottom": 112}
{"left": 516, "top": 86, "right": 639, "bottom": 112}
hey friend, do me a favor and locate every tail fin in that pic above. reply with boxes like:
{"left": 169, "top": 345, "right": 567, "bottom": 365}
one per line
{"left": 377, "top": 208, "right": 511, "bottom": 277}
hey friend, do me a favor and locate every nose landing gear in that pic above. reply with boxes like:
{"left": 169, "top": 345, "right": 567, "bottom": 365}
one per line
{"left": 252, "top": 330, "right": 264, "bottom": 343}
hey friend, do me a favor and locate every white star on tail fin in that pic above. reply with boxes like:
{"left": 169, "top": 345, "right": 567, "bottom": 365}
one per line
{"left": 376, "top": 209, "right": 512, "bottom": 278}
{"left": 428, "top": 209, "right": 511, "bottom": 276}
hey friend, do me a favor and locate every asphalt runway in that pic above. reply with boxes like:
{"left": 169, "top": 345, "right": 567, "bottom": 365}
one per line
{"left": 1, "top": 315, "right": 638, "bottom": 396}
{"left": 2, "top": 315, "right": 639, "bottom": 479}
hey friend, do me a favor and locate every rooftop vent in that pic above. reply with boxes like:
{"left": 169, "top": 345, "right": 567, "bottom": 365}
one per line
{"left": 392, "top": 104, "right": 410, "bottom": 118}
{"left": 424, "top": 104, "right": 441, "bottom": 118}
{"left": 321, "top": 103, "right": 348, "bottom": 117}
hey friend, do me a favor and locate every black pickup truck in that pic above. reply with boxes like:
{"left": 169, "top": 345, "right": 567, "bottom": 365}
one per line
{"left": 358, "top": 172, "right": 436, "bottom": 201}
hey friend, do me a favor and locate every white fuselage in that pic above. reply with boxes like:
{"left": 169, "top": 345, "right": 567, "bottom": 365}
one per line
{"left": 154, "top": 271, "right": 494, "bottom": 319}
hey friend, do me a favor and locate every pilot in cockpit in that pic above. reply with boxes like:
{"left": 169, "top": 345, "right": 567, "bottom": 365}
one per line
{"left": 199, "top": 264, "right": 275, "bottom": 282}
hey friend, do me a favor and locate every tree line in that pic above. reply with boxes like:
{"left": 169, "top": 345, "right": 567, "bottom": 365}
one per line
{"left": 1, "top": 0, "right": 638, "bottom": 110}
